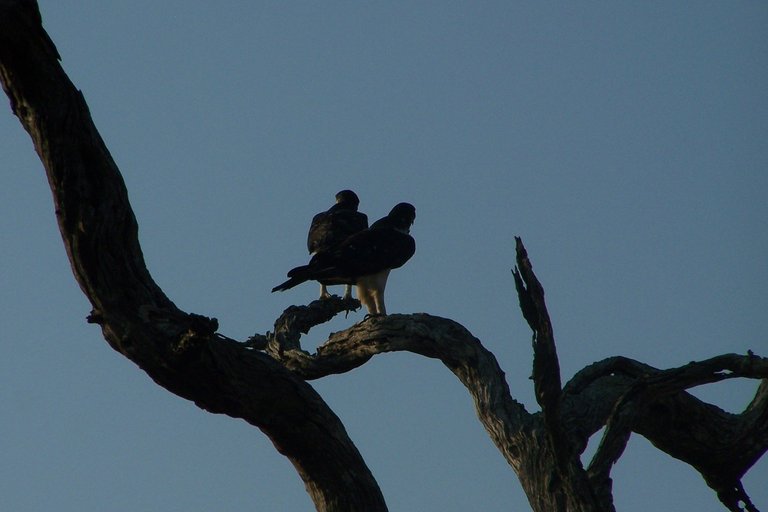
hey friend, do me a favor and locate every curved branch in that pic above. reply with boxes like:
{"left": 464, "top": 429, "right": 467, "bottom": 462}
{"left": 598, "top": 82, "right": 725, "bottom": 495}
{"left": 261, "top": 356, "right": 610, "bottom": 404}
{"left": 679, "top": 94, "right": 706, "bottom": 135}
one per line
{"left": 5, "top": 3, "right": 766, "bottom": 512}
{"left": 268, "top": 296, "right": 361, "bottom": 355}
{"left": 270, "top": 303, "right": 611, "bottom": 511}
{"left": 267, "top": 246, "right": 768, "bottom": 512}
{"left": 0, "top": 3, "right": 385, "bottom": 510}
{"left": 268, "top": 272, "right": 768, "bottom": 512}
{"left": 563, "top": 355, "right": 768, "bottom": 511}
{"left": 271, "top": 307, "right": 533, "bottom": 463}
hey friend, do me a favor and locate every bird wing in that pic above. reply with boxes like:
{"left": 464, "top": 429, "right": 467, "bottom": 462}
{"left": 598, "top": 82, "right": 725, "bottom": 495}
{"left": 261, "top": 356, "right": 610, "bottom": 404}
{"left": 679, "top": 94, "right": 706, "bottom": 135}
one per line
{"left": 275, "top": 222, "right": 413, "bottom": 293}
{"left": 325, "top": 228, "right": 415, "bottom": 278}
{"left": 307, "top": 210, "right": 368, "bottom": 254}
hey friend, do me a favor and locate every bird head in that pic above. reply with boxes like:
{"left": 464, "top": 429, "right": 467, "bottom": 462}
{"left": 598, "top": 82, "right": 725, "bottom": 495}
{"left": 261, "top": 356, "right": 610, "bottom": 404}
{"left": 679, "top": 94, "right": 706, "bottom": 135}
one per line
{"left": 387, "top": 202, "right": 416, "bottom": 233}
{"left": 335, "top": 190, "right": 360, "bottom": 210}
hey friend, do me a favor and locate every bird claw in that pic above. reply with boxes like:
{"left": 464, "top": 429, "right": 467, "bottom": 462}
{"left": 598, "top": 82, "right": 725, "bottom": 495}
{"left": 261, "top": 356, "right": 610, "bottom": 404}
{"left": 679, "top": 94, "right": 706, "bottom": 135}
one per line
{"left": 341, "top": 296, "right": 360, "bottom": 318}
{"left": 363, "top": 313, "right": 385, "bottom": 321}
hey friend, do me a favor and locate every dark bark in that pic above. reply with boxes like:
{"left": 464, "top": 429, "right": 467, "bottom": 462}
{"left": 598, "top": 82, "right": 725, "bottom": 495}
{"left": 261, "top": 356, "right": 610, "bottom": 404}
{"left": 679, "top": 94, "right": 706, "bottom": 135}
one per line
{"left": 0, "top": 2, "right": 386, "bottom": 510}
{"left": 562, "top": 356, "right": 768, "bottom": 511}
{"left": 267, "top": 299, "right": 767, "bottom": 512}
{"left": 2, "top": 2, "right": 766, "bottom": 511}
{"left": 513, "top": 236, "right": 604, "bottom": 511}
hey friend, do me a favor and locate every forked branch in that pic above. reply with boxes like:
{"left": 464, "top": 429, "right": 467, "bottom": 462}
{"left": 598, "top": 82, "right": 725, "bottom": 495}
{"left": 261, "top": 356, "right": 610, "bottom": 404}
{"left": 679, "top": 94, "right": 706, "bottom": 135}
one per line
{"left": 3, "top": 1, "right": 766, "bottom": 511}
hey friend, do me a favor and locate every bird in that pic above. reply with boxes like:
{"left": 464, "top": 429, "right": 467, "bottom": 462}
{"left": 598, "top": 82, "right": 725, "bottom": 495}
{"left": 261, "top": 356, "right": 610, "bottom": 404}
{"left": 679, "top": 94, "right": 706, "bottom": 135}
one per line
{"left": 305, "top": 190, "right": 368, "bottom": 299}
{"left": 272, "top": 202, "right": 416, "bottom": 316}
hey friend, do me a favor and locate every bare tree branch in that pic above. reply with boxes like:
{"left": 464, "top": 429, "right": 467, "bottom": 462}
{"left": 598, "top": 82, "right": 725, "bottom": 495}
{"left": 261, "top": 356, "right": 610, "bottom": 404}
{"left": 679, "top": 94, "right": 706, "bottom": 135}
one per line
{"left": 266, "top": 302, "right": 609, "bottom": 511}
{"left": 564, "top": 355, "right": 768, "bottom": 511}
{"left": 262, "top": 288, "right": 768, "bottom": 511}
{"left": 267, "top": 295, "right": 361, "bottom": 356}
{"left": 513, "top": 238, "right": 608, "bottom": 510}
{"left": 3, "top": 2, "right": 766, "bottom": 511}
{"left": 0, "top": 3, "right": 386, "bottom": 510}
{"left": 267, "top": 302, "right": 533, "bottom": 454}
{"left": 513, "top": 237, "right": 562, "bottom": 412}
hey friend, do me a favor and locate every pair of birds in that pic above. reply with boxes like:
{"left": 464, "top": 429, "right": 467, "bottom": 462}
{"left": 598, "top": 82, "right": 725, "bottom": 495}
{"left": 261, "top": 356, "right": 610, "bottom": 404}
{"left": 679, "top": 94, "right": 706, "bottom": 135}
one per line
{"left": 272, "top": 190, "right": 416, "bottom": 316}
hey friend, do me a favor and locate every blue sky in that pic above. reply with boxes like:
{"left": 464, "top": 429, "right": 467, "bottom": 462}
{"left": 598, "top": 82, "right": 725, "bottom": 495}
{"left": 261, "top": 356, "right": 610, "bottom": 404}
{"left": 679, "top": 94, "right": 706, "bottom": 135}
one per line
{"left": 1, "top": 2, "right": 766, "bottom": 511}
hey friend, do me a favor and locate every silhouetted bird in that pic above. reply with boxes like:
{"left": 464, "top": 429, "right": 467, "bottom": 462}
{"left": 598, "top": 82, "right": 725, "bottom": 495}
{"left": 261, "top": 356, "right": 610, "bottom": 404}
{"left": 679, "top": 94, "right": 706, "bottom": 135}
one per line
{"left": 304, "top": 190, "right": 368, "bottom": 299}
{"left": 273, "top": 202, "right": 416, "bottom": 315}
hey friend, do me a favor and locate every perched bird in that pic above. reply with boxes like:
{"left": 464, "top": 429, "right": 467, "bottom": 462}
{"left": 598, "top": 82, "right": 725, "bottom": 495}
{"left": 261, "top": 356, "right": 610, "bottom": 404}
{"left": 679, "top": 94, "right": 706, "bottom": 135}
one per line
{"left": 305, "top": 190, "right": 368, "bottom": 299}
{"left": 272, "top": 202, "right": 416, "bottom": 316}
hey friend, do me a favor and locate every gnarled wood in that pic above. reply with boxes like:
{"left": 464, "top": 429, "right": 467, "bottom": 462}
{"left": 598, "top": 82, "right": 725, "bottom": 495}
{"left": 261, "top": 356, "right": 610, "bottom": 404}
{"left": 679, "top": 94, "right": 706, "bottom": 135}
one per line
{"left": 266, "top": 294, "right": 767, "bottom": 512}
{"left": 0, "top": 2, "right": 385, "bottom": 510}
{"left": 2, "top": 2, "right": 766, "bottom": 511}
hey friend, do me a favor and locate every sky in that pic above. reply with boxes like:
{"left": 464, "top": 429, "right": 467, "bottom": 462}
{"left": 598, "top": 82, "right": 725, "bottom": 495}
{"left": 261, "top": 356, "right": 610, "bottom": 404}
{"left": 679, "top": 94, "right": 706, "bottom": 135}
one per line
{"left": 1, "top": 1, "right": 766, "bottom": 511}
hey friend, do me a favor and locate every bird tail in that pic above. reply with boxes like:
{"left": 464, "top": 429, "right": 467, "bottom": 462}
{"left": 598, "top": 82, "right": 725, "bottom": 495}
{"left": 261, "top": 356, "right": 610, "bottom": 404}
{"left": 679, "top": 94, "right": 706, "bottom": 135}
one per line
{"left": 271, "top": 265, "right": 312, "bottom": 292}
{"left": 271, "top": 277, "right": 303, "bottom": 293}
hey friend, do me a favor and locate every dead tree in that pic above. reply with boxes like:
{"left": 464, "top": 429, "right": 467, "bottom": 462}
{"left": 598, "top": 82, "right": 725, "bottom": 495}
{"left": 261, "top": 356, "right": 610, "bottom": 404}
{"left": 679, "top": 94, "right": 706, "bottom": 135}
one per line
{"left": 1, "top": 2, "right": 765, "bottom": 510}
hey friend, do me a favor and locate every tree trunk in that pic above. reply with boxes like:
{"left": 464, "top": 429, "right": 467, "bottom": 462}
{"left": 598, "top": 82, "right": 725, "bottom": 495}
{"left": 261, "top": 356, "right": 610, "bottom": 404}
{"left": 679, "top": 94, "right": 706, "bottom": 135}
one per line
{"left": 2, "top": 2, "right": 766, "bottom": 510}
{"left": 0, "top": 2, "right": 386, "bottom": 510}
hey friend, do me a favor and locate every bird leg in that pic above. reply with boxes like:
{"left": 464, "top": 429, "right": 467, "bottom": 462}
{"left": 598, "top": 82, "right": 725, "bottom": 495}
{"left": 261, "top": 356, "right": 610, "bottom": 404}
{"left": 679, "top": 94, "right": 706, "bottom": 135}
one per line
{"left": 319, "top": 283, "right": 331, "bottom": 299}
{"left": 356, "top": 283, "right": 375, "bottom": 315}
{"left": 371, "top": 286, "right": 387, "bottom": 316}
{"left": 356, "top": 271, "right": 390, "bottom": 316}
{"left": 370, "top": 270, "right": 390, "bottom": 315}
